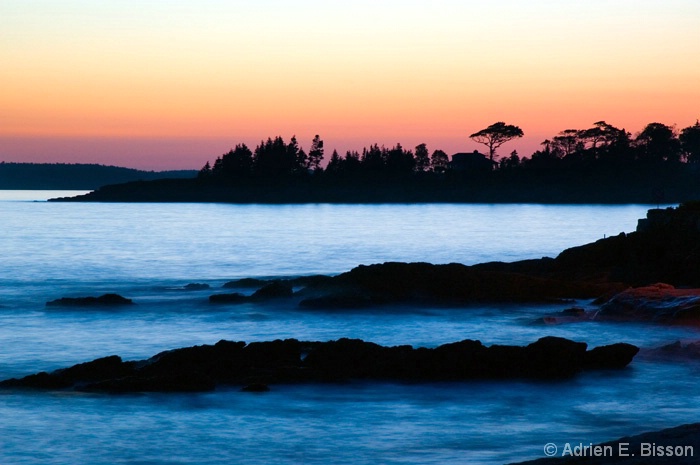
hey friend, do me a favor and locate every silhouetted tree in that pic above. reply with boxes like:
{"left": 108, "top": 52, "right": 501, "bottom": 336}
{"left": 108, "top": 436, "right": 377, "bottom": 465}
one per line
{"left": 680, "top": 121, "right": 700, "bottom": 163}
{"left": 307, "top": 135, "right": 324, "bottom": 171}
{"left": 343, "top": 150, "right": 362, "bottom": 174}
{"left": 361, "top": 144, "right": 385, "bottom": 173}
{"left": 540, "top": 139, "right": 552, "bottom": 155}
{"left": 288, "top": 136, "right": 306, "bottom": 171}
{"left": 635, "top": 123, "right": 681, "bottom": 162}
{"left": 580, "top": 123, "right": 606, "bottom": 151}
{"left": 552, "top": 129, "right": 583, "bottom": 157}
{"left": 469, "top": 122, "right": 524, "bottom": 161}
{"left": 430, "top": 149, "right": 449, "bottom": 173}
{"left": 414, "top": 143, "right": 430, "bottom": 172}
{"left": 326, "top": 149, "right": 341, "bottom": 173}
{"left": 499, "top": 150, "right": 520, "bottom": 170}
{"left": 219, "top": 143, "right": 253, "bottom": 177}
{"left": 385, "top": 143, "right": 415, "bottom": 175}
{"left": 253, "top": 136, "right": 302, "bottom": 177}
{"left": 198, "top": 161, "right": 212, "bottom": 179}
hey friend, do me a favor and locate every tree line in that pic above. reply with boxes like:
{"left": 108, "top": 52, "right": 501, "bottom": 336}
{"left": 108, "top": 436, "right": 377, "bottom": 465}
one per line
{"left": 197, "top": 120, "right": 700, "bottom": 183}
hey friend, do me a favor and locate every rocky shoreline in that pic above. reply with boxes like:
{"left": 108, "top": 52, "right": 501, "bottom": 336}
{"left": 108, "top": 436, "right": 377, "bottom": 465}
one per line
{"left": 0, "top": 336, "right": 638, "bottom": 393}
{"left": 12, "top": 203, "right": 700, "bottom": 464}
{"left": 42, "top": 205, "right": 700, "bottom": 323}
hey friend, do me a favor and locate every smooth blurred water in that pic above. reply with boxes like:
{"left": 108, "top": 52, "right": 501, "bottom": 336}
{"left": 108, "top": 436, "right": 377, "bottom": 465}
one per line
{"left": 0, "top": 192, "right": 695, "bottom": 465}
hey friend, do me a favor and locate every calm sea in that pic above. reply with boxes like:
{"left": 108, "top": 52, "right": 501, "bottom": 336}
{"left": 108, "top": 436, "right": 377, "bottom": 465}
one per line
{"left": 1, "top": 191, "right": 697, "bottom": 465}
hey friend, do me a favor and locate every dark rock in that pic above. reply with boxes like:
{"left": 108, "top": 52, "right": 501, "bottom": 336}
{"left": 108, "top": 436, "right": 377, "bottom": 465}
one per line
{"left": 583, "top": 343, "right": 640, "bottom": 369}
{"left": 303, "top": 261, "right": 615, "bottom": 308}
{"left": 85, "top": 373, "right": 216, "bottom": 393}
{"left": 46, "top": 293, "right": 133, "bottom": 307}
{"left": 184, "top": 283, "right": 210, "bottom": 290}
{"left": 288, "top": 275, "right": 336, "bottom": 287}
{"left": 522, "top": 336, "right": 588, "bottom": 378}
{"left": 252, "top": 281, "right": 294, "bottom": 299}
{"left": 223, "top": 278, "right": 268, "bottom": 289}
{"left": 0, "top": 355, "right": 135, "bottom": 390}
{"left": 56, "top": 355, "right": 135, "bottom": 382}
{"left": 241, "top": 383, "right": 270, "bottom": 392}
{"left": 0, "top": 337, "right": 639, "bottom": 393}
{"left": 299, "top": 292, "right": 375, "bottom": 309}
{"left": 210, "top": 281, "right": 294, "bottom": 304}
{"left": 140, "top": 339, "right": 248, "bottom": 384}
{"left": 555, "top": 206, "right": 700, "bottom": 287}
{"left": 0, "top": 371, "right": 74, "bottom": 389}
{"left": 209, "top": 292, "right": 247, "bottom": 303}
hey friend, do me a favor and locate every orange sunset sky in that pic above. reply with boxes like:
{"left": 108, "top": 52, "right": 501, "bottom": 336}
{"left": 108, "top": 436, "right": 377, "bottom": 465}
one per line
{"left": 1, "top": 1, "right": 699, "bottom": 170}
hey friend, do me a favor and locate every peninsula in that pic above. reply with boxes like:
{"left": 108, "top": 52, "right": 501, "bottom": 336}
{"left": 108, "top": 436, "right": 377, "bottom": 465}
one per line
{"left": 49, "top": 121, "right": 700, "bottom": 203}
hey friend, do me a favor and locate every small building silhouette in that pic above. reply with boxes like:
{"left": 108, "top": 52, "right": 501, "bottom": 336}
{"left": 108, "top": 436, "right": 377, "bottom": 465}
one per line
{"left": 450, "top": 151, "right": 498, "bottom": 172}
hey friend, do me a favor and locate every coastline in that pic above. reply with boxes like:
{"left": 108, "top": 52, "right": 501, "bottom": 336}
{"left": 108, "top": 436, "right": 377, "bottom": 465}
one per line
{"left": 2, "top": 201, "right": 688, "bottom": 462}
{"left": 47, "top": 165, "right": 700, "bottom": 205}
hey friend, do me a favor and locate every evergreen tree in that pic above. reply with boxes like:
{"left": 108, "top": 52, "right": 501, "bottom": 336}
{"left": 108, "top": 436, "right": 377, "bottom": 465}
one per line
{"left": 326, "top": 149, "right": 341, "bottom": 173}
{"left": 198, "top": 161, "right": 212, "bottom": 179}
{"left": 385, "top": 143, "right": 415, "bottom": 174}
{"left": 220, "top": 143, "right": 253, "bottom": 177}
{"left": 307, "top": 135, "right": 325, "bottom": 171}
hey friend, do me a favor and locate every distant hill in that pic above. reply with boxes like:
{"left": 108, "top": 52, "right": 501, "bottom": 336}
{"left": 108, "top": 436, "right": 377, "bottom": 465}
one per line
{"left": 0, "top": 162, "right": 197, "bottom": 190}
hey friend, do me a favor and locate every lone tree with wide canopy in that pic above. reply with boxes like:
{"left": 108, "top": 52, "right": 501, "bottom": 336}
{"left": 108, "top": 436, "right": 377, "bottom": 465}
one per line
{"left": 469, "top": 122, "right": 524, "bottom": 161}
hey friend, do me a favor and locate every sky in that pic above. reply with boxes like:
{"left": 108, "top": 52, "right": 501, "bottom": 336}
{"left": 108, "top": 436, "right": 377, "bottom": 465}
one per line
{"left": 1, "top": 1, "right": 699, "bottom": 170}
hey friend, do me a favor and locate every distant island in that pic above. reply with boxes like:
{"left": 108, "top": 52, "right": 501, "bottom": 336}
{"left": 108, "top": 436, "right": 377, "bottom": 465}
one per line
{"left": 50, "top": 119, "right": 700, "bottom": 203}
{"left": 0, "top": 162, "right": 197, "bottom": 190}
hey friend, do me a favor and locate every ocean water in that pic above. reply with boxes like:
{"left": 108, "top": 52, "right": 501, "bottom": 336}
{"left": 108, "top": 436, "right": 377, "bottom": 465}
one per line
{"left": 1, "top": 191, "right": 697, "bottom": 464}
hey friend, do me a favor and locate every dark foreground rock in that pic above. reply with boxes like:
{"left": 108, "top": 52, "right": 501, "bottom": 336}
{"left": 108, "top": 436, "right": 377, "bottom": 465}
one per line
{"left": 46, "top": 293, "right": 134, "bottom": 307}
{"left": 511, "top": 423, "right": 700, "bottom": 464}
{"left": 0, "top": 336, "right": 638, "bottom": 393}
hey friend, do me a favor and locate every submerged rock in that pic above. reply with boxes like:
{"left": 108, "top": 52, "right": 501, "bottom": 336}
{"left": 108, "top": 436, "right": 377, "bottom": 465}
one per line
{"left": 299, "top": 292, "right": 376, "bottom": 309}
{"left": 223, "top": 278, "right": 269, "bottom": 289}
{"left": 183, "top": 283, "right": 210, "bottom": 291}
{"left": 210, "top": 281, "right": 294, "bottom": 304}
{"left": 539, "top": 307, "right": 596, "bottom": 325}
{"left": 252, "top": 281, "right": 294, "bottom": 299}
{"left": 0, "top": 337, "right": 639, "bottom": 393}
{"left": 46, "top": 293, "right": 134, "bottom": 307}
{"left": 241, "top": 383, "right": 270, "bottom": 392}
{"left": 209, "top": 292, "right": 247, "bottom": 304}
{"left": 641, "top": 340, "right": 700, "bottom": 362}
